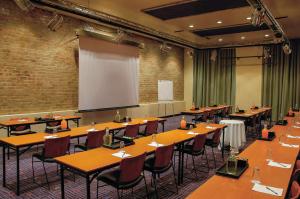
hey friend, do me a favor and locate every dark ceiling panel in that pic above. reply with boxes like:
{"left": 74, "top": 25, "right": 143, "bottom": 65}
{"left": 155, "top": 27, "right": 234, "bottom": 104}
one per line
{"left": 143, "top": 0, "right": 250, "bottom": 20}
{"left": 193, "top": 23, "right": 270, "bottom": 37}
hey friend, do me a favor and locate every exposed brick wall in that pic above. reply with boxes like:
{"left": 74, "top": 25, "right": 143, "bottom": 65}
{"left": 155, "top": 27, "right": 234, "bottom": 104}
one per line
{"left": 0, "top": 0, "right": 184, "bottom": 115}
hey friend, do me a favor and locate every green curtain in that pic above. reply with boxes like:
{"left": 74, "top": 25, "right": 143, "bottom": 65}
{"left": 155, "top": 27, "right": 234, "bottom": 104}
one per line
{"left": 262, "top": 40, "right": 300, "bottom": 120}
{"left": 193, "top": 48, "right": 236, "bottom": 107}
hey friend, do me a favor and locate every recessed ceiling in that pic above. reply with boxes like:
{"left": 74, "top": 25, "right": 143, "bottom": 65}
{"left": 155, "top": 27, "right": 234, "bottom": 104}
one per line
{"left": 65, "top": 0, "right": 300, "bottom": 47}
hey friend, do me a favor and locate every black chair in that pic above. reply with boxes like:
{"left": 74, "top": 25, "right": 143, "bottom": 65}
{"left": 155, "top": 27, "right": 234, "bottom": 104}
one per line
{"left": 144, "top": 144, "right": 178, "bottom": 198}
{"left": 139, "top": 120, "right": 158, "bottom": 136}
{"left": 45, "top": 120, "right": 61, "bottom": 132}
{"left": 115, "top": 124, "right": 140, "bottom": 140}
{"left": 74, "top": 130, "right": 105, "bottom": 152}
{"left": 182, "top": 134, "right": 209, "bottom": 179}
{"left": 97, "top": 153, "right": 148, "bottom": 199}
{"left": 10, "top": 124, "right": 36, "bottom": 136}
{"left": 205, "top": 129, "right": 222, "bottom": 168}
{"left": 32, "top": 136, "right": 70, "bottom": 189}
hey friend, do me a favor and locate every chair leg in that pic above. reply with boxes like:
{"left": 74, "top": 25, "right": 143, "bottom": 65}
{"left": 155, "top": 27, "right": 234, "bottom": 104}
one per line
{"left": 143, "top": 172, "right": 149, "bottom": 199}
{"left": 32, "top": 156, "right": 36, "bottom": 183}
{"left": 204, "top": 148, "right": 210, "bottom": 172}
{"left": 96, "top": 180, "right": 99, "bottom": 199}
{"left": 191, "top": 155, "right": 198, "bottom": 180}
{"left": 172, "top": 164, "right": 178, "bottom": 194}
{"left": 117, "top": 189, "right": 121, "bottom": 199}
{"left": 42, "top": 162, "right": 50, "bottom": 190}
{"left": 211, "top": 147, "right": 217, "bottom": 169}
{"left": 185, "top": 154, "right": 189, "bottom": 169}
{"left": 153, "top": 173, "right": 159, "bottom": 199}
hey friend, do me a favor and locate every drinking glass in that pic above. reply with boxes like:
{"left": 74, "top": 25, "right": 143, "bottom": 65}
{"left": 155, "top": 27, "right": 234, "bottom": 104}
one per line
{"left": 251, "top": 167, "right": 261, "bottom": 184}
{"left": 119, "top": 141, "right": 125, "bottom": 156}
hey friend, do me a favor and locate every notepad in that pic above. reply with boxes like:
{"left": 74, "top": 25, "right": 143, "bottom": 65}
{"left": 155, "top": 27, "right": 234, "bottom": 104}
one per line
{"left": 18, "top": 119, "right": 28, "bottom": 122}
{"left": 143, "top": 120, "right": 148, "bottom": 123}
{"left": 252, "top": 183, "right": 283, "bottom": 196}
{"left": 287, "top": 134, "right": 300, "bottom": 139}
{"left": 206, "top": 126, "right": 217, "bottom": 130}
{"left": 268, "top": 160, "right": 291, "bottom": 169}
{"left": 44, "top": 135, "right": 58, "bottom": 139}
{"left": 112, "top": 151, "right": 131, "bottom": 158}
{"left": 281, "top": 143, "right": 299, "bottom": 148}
{"left": 292, "top": 125, "right": 300, "bottom": 129}
{"left": 122, "top": 123, "right": 129, "bottom": 126}
{"left": 87, "top": 128, "right": 96, "bottom": 132}
{"left": 187, "top": 131, "right": 199, "bottom": 135}
{"left": 148, "top": 142, "right": 164, "bottom": 147}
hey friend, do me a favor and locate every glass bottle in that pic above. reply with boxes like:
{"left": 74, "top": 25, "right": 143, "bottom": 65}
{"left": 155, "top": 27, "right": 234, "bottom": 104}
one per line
{"left": 288, "top": 107, "right": 293, "bottom": 116}
{"left": 103, "top": 127, "right": 110, "bottom": 145}
{"left": 180, "top": 116, "right": 187, "bottom": 129}
{"left": 191, "top": 102, "right": 195, "bottom": 110}
{"left": 262, "top": 124, "right": 269, "bottom": 139}
{"left": 226, "top": 148, "right": 238, "bottom": 174}
{"left": 236, "top": 105, "right": 240, "bottom": 113}
{"left": 61, "top": 119, "right": 67, "bottom": 129}
{"left": 115, "top": 110, "right": 121, "bottom": 122}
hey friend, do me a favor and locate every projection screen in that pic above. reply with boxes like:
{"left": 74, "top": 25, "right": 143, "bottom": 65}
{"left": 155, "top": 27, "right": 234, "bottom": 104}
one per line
{"left": 78, "top": 36, "right": 139, "bottom": 112}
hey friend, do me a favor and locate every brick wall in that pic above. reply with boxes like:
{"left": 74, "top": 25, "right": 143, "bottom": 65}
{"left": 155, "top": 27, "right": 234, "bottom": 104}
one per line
{"left": 0, "top": 0, "right": 184, "bottom": 115}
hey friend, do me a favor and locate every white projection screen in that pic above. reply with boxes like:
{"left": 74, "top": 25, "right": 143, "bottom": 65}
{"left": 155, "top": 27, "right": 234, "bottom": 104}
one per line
{"left": 78, "top": 36, "right": 139, "bottom": 111}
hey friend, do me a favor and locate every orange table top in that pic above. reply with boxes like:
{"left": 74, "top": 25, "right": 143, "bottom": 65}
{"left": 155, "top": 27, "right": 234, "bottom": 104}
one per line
{"left": 55, "top": 123, "right": 226, "bottom": 173}
{"left": 187, "top": 119, "right": 299, "bottom": 199}
{"left": 182, "top": 105, "right": 231, "bottom": 115}
{"left": 0, "top": 115, "right": 81, "bottom": 127}
{"left": 229, "top": 107, "right": 271, "bottom": 118}
{"left": 0, "top": 117, "right": 165, "bottom": 148}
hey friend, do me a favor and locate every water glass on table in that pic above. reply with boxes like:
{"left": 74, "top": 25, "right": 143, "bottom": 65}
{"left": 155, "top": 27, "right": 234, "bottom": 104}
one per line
{"left": 251, "top": 166, "right": 261, "bottom": 184}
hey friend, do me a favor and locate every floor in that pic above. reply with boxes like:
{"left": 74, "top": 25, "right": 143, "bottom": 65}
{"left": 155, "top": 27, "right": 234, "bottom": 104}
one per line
{"left": 0, "top": 115, "right": 254, "bottom": 199}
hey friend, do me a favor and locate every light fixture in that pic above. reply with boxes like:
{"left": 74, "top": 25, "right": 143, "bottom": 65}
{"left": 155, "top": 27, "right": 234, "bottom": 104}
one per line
{"left": 217, "top": 20, "right": 222, "bottom": 24}
{"left": 282, "top": 42, "right": 292, "bottom": 55}
{"left": 246, "top": 16, "right": 252, "bottom": 20}
{"left": 47, "top": 13, "right": 64, "bottom": 31}
{"left": 160, "top": 42, "right": 172, "bottom": 53}
{"left": 241, "top": 36, "right": 246, "bottom": 40}
{"left": 189, "top": 24, "right": 194, "bottom": 28}
{"left": 14, "top": 0, "right": 33, "bottom": 11}
{"left": 218, "top": 38, "right": 223, "bottom": 42}
{"left": 264, "top": 34, "right": 270, "bottom": 38}
{"left": 250, "top": 7, "right": 265, "bottom": 27}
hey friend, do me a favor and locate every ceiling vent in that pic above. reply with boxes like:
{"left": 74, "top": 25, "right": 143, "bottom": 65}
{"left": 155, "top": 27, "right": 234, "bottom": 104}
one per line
{"left": 14, "top": 0, "right": 33, "bottom": 11}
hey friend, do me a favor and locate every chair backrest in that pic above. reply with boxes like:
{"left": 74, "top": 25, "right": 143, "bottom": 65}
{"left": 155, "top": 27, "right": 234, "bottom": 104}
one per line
{"left": 119, "top": 153, "right": 146, "bottom": 184}
{"left": 46, "top": 120, "right": 61, "bottom": 127}
{"left": 154, "top": 144, "right": 174, "bottom": 168}
{"left": 44, "top": 136, "right": 70, "bottom": 158}
{"left": 124, "top": 124, "right": 140, "bottom": 138}
{"left": 292, "top": 169, "right": 300, "bottom": 183}
{"left": 145, "top": 120, "right": 158, "bottom": 136}
{"left": 11, "top": 124, "right": 30, "bottom": 132}
{"left": 290, "top": 181, "right": 300, "bottom": 199}
{"left": 86, "top": 130, "right": 105, "bottom": 149}
{"left": 212, "top": 129, "right": 222, "bottom": 145}
{"left": 193, "top": 134, "right": 207, "bottom": 152}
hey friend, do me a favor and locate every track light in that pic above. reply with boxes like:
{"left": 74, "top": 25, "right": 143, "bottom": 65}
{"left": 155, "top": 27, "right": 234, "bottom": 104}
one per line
{"left": 250, "top": 7, "right": 265, "bottom": 27}
{"left": 160, "top": 42, "right": 172, "bottom": 53}
{"left": 14, "top": 0, "right": 33, "bottom": 12}
{"left": 114, "top": 29, "right": 126, "bottom": 42}
{"left": 47, "top": 13, "right": 64, "bottom": 31}
{"left": 282, "top": 42, "right": 292, "bottom": 55}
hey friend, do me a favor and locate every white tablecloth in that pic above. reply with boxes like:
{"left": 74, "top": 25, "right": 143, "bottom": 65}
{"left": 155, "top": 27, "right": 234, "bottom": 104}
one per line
{"left": 220, "top": 120, "right": 246, "bottom": 149}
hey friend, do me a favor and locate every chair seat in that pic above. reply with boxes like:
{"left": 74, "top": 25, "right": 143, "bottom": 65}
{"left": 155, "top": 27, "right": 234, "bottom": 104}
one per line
{"left": 74, "top": 144, "right": 87, "bottom": 151}
{"left": 144, "top": 157, "right": 172, "bottom": 174}
{"left": 97, "top": 168, "right": 144, "bottom": 189}
{"left": 181, "top": 144, "right": 204, "bottom": 156}
{"left": 11, "top": 131, "right": 36, "bottom": 136}
{"left": 32, "top": 153, "right": 55, "bottom": 163}
{"left": 205, "top": 139, "right": 219, "bottom": 148}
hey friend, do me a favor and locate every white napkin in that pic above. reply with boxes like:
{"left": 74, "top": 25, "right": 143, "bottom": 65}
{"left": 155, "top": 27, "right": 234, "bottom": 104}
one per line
{"left": 187, "top": 131, "right": 199, "bottom": 135}
{"left": 281, "top": 143, "right": 299, "bottom": 148}
{"left": 292, "top": 125, "right": 300, "bottom": 129}
{"left": 44, "top": 135, "right": 58, "bottom": 139}
{"left": 87, "top": 128, "right": 96, "bottom": 132}
{"left": 112, "top": 151, "right": 131, "bottom": 158}
{"left": 287, "top": 134, "right": 300, "bottom": 139}
{"left": 148, "top": 142, "right": 164, "bottom": 147}
{"left": 268, "top": 160, "right": 291, "bottom": 169}
{"left": 252, "top": 183, "right": 283, "bottom": 196}
{"left": 122, "top": 123, "right": 129, "bottom": 126}
{"left": 206, "top": 126, "right": 217, "bottom": 130}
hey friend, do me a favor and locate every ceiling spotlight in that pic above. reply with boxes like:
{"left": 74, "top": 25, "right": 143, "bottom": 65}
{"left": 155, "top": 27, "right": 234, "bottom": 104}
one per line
{"left": 246, "top": 16, "right": 252, "bottom": 20}
{"left": 282, "top": 42, "right": 292, "bottom": 55}
{"left": 251, "top": 7, "right": 265, "bottom": 27}
{"left": 160, "top": 42, "right": 172, "bottom": 53}
{"left": 218, "top": 38, "right": 223, "bottom": 42}
{"left": 241, "top": 36, "right": 246, "bottom": 40}
{"left": 14, "top": 0, "right": 33, "bottom": 12}
{"left": 217, "top": 20, "right": 223, "bottom": 24}
{"left": 264, "top": 34, "right": 270, "bottom": 38}
{"left": 47, "top": 13, "right": 64, "bottom": 31}
{"left": 189, "top": 24, "right": 194, "bottom": 28}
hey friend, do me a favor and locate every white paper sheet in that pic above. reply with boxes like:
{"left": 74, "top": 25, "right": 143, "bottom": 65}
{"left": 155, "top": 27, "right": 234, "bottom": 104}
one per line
{"left": 267, "top": 160, "right": 291, "bottom": 169}
{"left": 87, "top": 128, "right": 96, "bottom": 132}
{"left": 187, "top": 131, "right": 199, "bottom": 135}
{"left": 18, "top": 119, "right": 28, "bottom": 122}
{"left": 252, "top": 183, "right": 283, "bottom": 196}
{"left": 206, "top": 126, "right": 217, "bottom": 130}
{"left": 122, "top": 123, "right": 129, "bottom": 126}
{"left": 44, "top": 135, "right": 58, "bottom": 139}
{"left": 143, "top": 120, "right": 148, "bottom": 123}
{"left": 287, "top": 134, "right": 300, "bottom": 139}
{"left": 148, "top": 142, "right": 164, "bottom": 147}
{"left": 281, "top": 143, "right": 299, "bottom": 148}
{"left": 112, "top": 151, "right": 131, "bottom": 158}
{"left": 292, "top": 125, "right": 300, "bottom": 129}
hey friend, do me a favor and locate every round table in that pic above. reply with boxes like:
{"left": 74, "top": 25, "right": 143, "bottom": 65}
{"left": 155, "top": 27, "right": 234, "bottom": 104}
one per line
{"left": 220, "top": 119, "right": 246, "bottom": 149}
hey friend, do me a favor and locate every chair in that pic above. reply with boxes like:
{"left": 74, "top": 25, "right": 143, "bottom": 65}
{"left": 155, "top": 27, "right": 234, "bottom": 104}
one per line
{"left": 32, "top": 136, "right": 70, "bottom": 189}
{"left": 144, "top": 144, "right": 178, "bottom": 198}
{"left": 205, "top": 129, "right": 222, "bottom": 168}
{"left": 97, "top": 153, "right": 148, "bottom": 199}
{"left": 140, "top": 120, "right": 158, "bottom": 136}
{"left": 10, "top": 124, "right": 36, "bottom": 136}
{"left": 290, "top": 181, "right": 300, "bottom": 199}
{"left": 116, "top": 124, "right": 140, "bottom": 139}
{"left": 74, "top": 130, "right": 105, "bottom": 152}
{"left": 45, "top": 120, "right": 61, "bottom": 132}
{"left": 182, "top": 134, "right": 209, "bottom": 179}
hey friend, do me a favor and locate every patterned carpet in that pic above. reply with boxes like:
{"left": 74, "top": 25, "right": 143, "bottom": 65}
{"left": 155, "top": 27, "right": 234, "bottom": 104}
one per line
{"left": 0, "top": 116, "right": 253, "bottom": 199}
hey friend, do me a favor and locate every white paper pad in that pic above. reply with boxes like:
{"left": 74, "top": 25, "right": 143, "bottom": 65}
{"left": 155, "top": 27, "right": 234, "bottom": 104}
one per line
{"left": 281, "top": 143, "right": 299, "bottom": 148}
{"left": 148, "top": 142, "right": 164, "bottom": 147}
{"left": 268, "top": 160, "right": 291, "bottom": 169}
{"left": 18, "top": 119, "right": 28, "bottom": 122}
{"left": 287, "top": 134, "right": 300, "bottom": 139}
{"left": 143, "top": 120, "right": 148, "bottom": 123}
{"left": 87, "top": 128, "right": 96, "bottom": 132}
{"left": 206, "top": 126, "right": 217, "bottom": 130}
{"left": 44, "top": 135, "right": 58, "bottom": 139}
{"left": 292, "top": 125, "right": 300, "bottom": 129}
{"left": 112, "top": 151, "right": 131, "bottom": 158}
{"left": 187, "top": 131, "right": 199, "bottom": 135}
{"left": 122, "top": 123, "right": 129, "bottom": 126}
{"left": 252, "top": 183, "right": 283, "bottom": 196}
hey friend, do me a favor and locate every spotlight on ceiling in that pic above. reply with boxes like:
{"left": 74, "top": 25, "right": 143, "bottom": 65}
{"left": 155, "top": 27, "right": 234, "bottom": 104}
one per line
{"left": 188, "top": 24, "right": 194, "bottom": 28}
{"left": 282, "top": 42, "right": 292, "bottom": 55}
{"left": 47, "top": 13, "right": 64, "bottom": 31}
{"left": 160, "top": 42, "right": 172, "bottom": 53}
{"left": 241, "top": 36, "right": 246, "bottom": 40}
{"left": 250, "top": 7, "right": 265, "bottom": 27}
{"left": 218, "top": 38, "right": 223, "bottom": 42}
{"left": 186, "top": 49, "right": 194, "bottom": 57}
{"left": 14, "top": 0, "right": 33, "bottom": 12}
{"left": 114, "top": 29, "right": 126, "bottom": 42}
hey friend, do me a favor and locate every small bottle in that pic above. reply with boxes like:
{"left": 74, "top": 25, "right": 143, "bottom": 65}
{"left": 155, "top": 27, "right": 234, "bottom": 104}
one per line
{"left": 236, "top": 105, "right": 239, "bottom": 113}
{"left": 288, "top": 107, "right": 293, "bottom": 116}
{"left": 191, "top": 102, "right": 195, "bottom": 110}
{"left": 103, "top": 127, "right": 110, "bottom": 145}
{"left": 115, "top": 110, "right": 121, "bottom": 122}
{"left": 226, "top": 148, "right": 238, "bottom": 174}
{"left": 262, "top": 124, "right": 269, "bottom": 139}
{"left": 61, "top": 119, "right": 67, "bottom": 129}
{"left": 180, "top": 116, "right": 187, "bottom": 129}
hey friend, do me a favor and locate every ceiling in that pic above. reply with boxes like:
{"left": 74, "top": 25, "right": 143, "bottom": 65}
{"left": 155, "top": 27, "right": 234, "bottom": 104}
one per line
{"left": 66, "top": 0, "right": 300, "bottom": 48}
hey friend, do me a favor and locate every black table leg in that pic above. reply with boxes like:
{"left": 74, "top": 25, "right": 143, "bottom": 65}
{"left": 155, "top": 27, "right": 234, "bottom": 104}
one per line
{"left": 76, "top": 119, "right": 79, "bottom": 127}
{"left": 7, "top": 126, "right": 10, "bottom": 137}
{"left": 222, "top": 128, "right": 225, "bottom": 159}
{"left": 180, "top": 148, "right": 185, "bottom": 184}
{"left": 60, "top": 165, "right": 65, "bottom": 199}
{"left": 16, "top": 147, "right": 20, "bottom": 195}
{"left": 86, "top": 175, "right": 91, "bottom": 199}
{"left": 2, "top": 145, "right": 6, "bottom": 187}
{"left": 162, "top": 121, "right": 165, "bottom": 132}
{"left": 177, "top": 144, "right": 182, "bottom": 185}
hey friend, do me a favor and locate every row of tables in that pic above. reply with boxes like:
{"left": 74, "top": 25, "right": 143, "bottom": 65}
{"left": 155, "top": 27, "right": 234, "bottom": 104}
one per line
{"left": 187, "top": 116, "right": 299, "bottom": 199}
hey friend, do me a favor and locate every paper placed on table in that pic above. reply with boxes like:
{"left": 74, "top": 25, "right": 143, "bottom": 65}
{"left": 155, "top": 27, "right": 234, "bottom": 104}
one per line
{"left": 187, "top": 131, "right": 199, "bottom": 135}
{"left": 267, "top": 160, "right": 291, "bottom": 169}
{"left": 112, "top": 151, "right": 131, "bottom": 158}
{"left": 87, "top": 128, "right": 96, "bottom": 132}
{"left": 252, "top": 183, "right": 283, "bottom": 196}
{"left": 281, "top": 143, "right": 299, "bottom": 148}
{"left": 206, "top": 126, "right": 217, "bottom": 130}
{"left": 287, "top": 134, "right": 300, "bottom": 139}
{"left": 292, "top": 125, "right": 300, "bottom": 129}
{"left": 148, "top": 142, "right": 164, "bottom": 147}
{"left": 122, "top": 123, "right": 129, "bottom": 126}
{"left": 44, "top": 135, "right": 58, "bottom": 139}
{"left": 143, "top": 120, "right": 148, "bottom": 123}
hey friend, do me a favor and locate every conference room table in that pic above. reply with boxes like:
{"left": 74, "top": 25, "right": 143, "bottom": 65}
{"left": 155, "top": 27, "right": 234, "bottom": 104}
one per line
{"left": 0, "top": 115, "right": 81, "bottom": 137}
{"left": 187, "top": 117, "right": 300, "bottom": 199}
{"left": 0, "top": 117, "right": 166, "bottom": 196}
{"left": 54, "top": 122, "right": 226, "bottom": 199}
{"left": 229, "top": 107, "right": 272, "bottom": 120}
{"left": 182, "top": 105, "right": 231, "bottom": 120}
